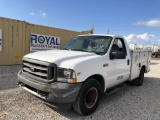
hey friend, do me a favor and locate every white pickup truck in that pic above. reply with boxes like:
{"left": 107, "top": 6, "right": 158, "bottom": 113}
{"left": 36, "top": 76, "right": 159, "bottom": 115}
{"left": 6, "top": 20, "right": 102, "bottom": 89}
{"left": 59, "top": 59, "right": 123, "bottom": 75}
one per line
{"left": 18, "top": 34, "right": 151, "bottom": 115}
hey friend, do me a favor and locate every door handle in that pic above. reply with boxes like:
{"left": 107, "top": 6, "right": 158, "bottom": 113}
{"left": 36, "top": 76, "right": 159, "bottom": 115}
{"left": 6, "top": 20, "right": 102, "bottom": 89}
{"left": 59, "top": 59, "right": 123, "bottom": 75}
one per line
{"left": 127, "top": 59, "right": 130, "bottom": 65}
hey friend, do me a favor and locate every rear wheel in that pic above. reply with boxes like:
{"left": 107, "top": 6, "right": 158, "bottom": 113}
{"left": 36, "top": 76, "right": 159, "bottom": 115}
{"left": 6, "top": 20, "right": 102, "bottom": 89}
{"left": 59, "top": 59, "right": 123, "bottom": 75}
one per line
{"left": 132, "top": 68, "right": 144, "bottom": 86}
{"left": 73, "top": 78, "right": 101, "bottom": 116}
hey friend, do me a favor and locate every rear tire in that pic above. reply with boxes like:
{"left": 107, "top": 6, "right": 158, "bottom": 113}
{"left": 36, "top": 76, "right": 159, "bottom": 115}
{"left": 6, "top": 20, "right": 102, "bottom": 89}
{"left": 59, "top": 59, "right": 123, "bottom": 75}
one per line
{"left": 132, "top": 68, "right": 144, "bottom": 86}
{"left": 73, "top": 78, "right": 101, "bottom": 116}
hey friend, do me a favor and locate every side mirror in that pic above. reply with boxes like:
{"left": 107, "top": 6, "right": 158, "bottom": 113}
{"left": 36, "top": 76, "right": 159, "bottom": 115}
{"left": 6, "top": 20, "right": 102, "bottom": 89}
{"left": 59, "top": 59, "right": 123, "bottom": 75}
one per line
{"left": 110, "top": 51, "right": 126, "bottom": 60}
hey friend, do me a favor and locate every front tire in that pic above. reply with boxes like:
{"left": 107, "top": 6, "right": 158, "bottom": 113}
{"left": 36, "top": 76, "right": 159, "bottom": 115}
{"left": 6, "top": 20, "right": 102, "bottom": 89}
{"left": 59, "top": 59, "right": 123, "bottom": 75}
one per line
{"left": 73, "top": 78, "right": 102, "bottom": 116}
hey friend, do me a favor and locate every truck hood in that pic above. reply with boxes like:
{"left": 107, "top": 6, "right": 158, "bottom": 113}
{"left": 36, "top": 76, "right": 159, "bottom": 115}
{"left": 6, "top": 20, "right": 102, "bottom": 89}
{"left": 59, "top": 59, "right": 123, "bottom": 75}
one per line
{"left": 24, "top": 50, "right": 99, "bottom": 69}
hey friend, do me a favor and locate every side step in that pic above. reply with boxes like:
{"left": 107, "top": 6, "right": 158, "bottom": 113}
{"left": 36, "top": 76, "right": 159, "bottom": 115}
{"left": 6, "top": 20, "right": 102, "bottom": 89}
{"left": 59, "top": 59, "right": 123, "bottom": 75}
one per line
{"left": 105, "top": 83, "right": 126, "bottom": 95}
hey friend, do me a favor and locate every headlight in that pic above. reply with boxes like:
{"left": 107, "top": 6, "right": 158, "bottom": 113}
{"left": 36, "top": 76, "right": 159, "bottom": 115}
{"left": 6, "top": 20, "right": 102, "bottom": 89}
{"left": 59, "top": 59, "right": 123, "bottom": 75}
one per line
{"left": 57, "top": 68, "right": 76, "bottom": 83}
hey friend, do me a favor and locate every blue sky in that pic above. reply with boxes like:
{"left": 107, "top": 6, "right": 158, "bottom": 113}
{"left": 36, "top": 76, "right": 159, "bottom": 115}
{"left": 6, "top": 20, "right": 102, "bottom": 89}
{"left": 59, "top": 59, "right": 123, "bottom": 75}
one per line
{"left": 0, "top": 0, "right": 160, "bottom": 44}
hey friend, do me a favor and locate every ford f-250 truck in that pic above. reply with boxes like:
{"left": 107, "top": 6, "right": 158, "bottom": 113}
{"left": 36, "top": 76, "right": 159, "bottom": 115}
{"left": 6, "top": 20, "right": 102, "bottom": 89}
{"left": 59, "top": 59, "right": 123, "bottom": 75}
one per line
{"left": 18, "top": 34, "right": 151, "bottom": 115}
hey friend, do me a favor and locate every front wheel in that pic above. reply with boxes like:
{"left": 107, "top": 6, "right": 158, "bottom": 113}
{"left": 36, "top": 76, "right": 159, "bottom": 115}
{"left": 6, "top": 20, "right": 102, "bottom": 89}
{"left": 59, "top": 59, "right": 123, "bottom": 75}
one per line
{"left": 73, "top": 78, "right": 102, "bottom": 116}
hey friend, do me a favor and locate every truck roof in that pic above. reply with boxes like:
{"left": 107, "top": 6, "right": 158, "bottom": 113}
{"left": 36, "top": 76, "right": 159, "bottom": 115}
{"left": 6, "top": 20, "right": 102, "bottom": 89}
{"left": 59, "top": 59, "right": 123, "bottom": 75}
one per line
{"left": 78, "top": 34, "right": 124, "bottom": 38}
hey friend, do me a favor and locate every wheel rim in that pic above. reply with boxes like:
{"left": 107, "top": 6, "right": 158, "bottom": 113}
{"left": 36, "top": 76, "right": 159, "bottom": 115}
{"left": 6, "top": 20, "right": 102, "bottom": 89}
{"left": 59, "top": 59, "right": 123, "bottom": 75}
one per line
{"left": 85, "top": 87, "right": 98, "bottom": 108}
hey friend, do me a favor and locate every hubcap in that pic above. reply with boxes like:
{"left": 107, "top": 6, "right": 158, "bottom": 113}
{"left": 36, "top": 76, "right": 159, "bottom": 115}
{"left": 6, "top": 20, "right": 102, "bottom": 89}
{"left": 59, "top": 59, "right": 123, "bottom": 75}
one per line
{"left": 85, "top": 87, "right": 98, "bottom": 108}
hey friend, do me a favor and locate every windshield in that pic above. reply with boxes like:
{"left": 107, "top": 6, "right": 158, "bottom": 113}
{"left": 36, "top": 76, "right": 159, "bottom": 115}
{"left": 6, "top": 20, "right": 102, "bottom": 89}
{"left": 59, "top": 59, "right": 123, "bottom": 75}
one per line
{"left": 62, "top": 36, "right": 112, "bottom": 55}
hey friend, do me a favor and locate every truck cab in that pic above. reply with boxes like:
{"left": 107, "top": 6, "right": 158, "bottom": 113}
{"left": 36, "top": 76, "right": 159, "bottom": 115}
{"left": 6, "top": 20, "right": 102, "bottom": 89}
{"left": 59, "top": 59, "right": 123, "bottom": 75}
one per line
{"left": 18, "top": 34, "right": 151, "bottom": 115}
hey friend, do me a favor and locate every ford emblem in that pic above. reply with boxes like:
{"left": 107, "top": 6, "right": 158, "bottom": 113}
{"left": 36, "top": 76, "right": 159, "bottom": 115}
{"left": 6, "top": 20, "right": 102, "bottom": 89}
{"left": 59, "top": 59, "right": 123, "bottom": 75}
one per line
{"left": 30, "top": 67, "right": 35, "bottom": 72}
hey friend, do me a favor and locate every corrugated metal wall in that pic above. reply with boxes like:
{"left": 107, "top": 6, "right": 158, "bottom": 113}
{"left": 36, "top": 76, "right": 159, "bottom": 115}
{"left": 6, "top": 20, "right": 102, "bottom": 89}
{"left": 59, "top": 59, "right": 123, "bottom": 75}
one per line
{"left": 0, "top": 17, "right": 93, "bottom": 65}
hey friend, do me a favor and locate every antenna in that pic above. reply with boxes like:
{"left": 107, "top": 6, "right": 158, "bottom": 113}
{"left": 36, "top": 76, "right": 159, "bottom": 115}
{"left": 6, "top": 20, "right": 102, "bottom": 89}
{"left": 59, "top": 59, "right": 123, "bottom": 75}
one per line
{"left": 92, "top": 25, "right": 94, "bottom": 34}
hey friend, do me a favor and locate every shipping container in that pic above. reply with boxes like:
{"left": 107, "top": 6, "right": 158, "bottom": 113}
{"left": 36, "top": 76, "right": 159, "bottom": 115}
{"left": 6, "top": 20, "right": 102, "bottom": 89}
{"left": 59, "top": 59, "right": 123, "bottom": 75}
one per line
{"left": 0, "top": 17, "right": 93, "bottom": 65}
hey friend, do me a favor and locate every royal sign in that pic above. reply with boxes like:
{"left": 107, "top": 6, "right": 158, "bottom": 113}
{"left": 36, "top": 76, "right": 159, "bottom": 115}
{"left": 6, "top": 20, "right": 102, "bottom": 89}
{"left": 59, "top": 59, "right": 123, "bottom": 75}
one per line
{"left": 30, "top": 33, "right": 60, "bottom": 51}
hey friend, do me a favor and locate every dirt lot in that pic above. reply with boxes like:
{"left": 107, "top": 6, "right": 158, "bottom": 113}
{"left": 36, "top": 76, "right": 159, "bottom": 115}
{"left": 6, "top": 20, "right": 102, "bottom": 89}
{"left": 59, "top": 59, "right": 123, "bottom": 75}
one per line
{"left": 0, "top": 59, "right": 160, "bottom": 120}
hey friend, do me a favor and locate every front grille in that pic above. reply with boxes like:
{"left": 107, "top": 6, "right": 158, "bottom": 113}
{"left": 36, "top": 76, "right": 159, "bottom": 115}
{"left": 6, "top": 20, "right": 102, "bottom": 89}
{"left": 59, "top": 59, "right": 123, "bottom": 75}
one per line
{"left": 22, "top": 58, "right": 56, "bottom": 83}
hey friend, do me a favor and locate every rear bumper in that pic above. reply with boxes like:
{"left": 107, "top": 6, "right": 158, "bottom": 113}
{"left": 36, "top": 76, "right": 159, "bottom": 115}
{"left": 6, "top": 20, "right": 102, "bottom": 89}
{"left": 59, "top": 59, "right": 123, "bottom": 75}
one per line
{"left": 18, "top": 70, "right": 82, "bottom": 109}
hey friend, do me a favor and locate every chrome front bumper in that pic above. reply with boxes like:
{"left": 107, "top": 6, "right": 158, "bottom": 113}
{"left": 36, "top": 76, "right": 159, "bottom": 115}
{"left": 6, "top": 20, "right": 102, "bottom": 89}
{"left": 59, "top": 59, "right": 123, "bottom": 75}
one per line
{"left": 18, "top": 70, "right": 82, "bottom": 109}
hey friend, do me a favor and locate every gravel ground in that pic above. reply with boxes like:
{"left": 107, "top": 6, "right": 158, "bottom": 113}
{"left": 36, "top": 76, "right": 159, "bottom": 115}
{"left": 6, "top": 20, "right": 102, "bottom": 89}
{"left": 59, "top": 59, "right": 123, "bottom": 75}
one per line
{"left": 0, "top": 60, "right": 160, "bottom": 120}
{"left": 0, "top": 65, "right": 22, "bottom": 91}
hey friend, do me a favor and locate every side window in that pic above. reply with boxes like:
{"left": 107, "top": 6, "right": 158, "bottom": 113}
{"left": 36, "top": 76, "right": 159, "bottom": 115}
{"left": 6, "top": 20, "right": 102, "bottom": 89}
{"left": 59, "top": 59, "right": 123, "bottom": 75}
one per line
{"left": 110, "top": 38, "right": 127, "bottom": 59}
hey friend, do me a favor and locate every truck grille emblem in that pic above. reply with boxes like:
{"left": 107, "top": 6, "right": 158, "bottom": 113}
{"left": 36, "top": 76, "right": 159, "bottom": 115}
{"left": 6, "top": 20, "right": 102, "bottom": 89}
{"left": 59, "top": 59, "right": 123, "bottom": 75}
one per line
{"left": 30, "top": 67, "right": 35, "bottom": 72}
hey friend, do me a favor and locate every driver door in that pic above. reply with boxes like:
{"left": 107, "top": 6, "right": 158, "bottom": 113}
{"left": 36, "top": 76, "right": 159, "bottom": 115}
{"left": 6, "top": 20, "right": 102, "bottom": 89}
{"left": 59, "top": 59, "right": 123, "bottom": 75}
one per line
{"left": 106, "top": 38, "right": 130, "bottom": 87}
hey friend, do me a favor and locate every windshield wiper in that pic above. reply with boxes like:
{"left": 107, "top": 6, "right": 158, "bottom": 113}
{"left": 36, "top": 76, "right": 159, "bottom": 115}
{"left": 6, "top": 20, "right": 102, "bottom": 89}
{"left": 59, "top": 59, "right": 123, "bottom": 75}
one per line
{"left": 62, "top": 48, "right": 100, "bottom": 54}
{"left": 94, "top": 51, "right": 104, "bottom": 55}
{"left": 71, "top": 49, "right": 90, "bottom": 52}
{"left": 61, "top": 47, "right": 70, "bottom": 50}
